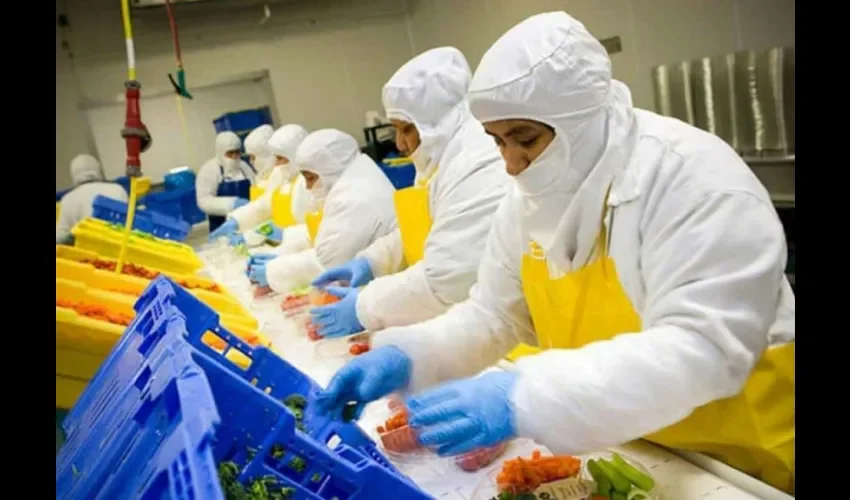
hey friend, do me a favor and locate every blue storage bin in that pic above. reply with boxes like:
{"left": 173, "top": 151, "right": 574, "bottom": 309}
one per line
{"left": 164, "top": 168, "right": 196, "bottom": 191}
{"left": 57, "top": 276, "right": 433, "bottom": 500}
{"left": 214, "top": 107, "right": 273, "bottom": 135}
{"left": 57, "top": 333, "right": 221, "bottom": 499}
{"left": 92, "top": 195, "right": 191, "bottom": 242}
{"left": 379, "top": 162, "right": 416, "bottom": 190}
{"left": 142, "top": 188, "right": 206, "bottom": 226}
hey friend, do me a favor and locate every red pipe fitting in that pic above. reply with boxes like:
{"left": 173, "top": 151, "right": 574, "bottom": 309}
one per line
{"left": 121, "top": 80, "right": 152, "bottom": 177}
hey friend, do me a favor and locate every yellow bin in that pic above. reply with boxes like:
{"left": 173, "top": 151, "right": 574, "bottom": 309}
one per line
{"left": 71, "top": 218, "right": 203, "bottom": 274}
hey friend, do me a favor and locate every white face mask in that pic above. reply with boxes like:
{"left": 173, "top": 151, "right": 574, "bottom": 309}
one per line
{"left": 515, "top": 135, "right": 570, "bottom": 197}
{"left": 409, "top": 140, "right": 438, "bottom": 178}
{"left": 222, "top": 157, "right": 241, "bottom": 171}
{"left": 307, "top": 181, "right": 326, "bottom": 212}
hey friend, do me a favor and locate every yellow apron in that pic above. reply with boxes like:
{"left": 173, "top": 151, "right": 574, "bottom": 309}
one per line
{"left": 249, "top": 185, "right": 265, "bottom": 201}
{"left": 393, "top": 169, "right": 437, "bottom": 265}
{"left": 306, "top": 211, "right": 324, "bottom": 246}
{"left": 271, "top": 180, "right": 299, "bottom": 228}
{"left": 512, "top": 185, "right": 795, "bottom": 493}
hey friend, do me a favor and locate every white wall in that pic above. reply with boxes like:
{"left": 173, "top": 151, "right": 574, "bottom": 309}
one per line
{"left": 56, "top": 0, "right": 795, "bottom": 190}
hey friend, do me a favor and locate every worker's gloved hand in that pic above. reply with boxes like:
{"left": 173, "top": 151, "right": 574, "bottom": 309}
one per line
{"left": 232, "top": 198, "right": 250, "bottom": 210}
{"left": 312, "top": 257, "right": 375, "bottom": 288}
{"left": 208, "top": 219, "right": 239, "bottom": 242}
{"left": 245, "top": 253, "right": 276, "bottom": 277}
{"left": 316, "top": 346, "right": 412, "bottom": 419}
{"left": 248, "top": 261, "right": 269, "bottom": 287}
{"left": 228, "top": 232, "right": 246, "bottom": 247}
{"left": 310, "top": 286, "right": 363, "bottom": 338}
{"left": 266, "top": 225, "right": 284, "bottom": 245}
{"left": 407, "top": 371, "right": 518, "bottom": 457}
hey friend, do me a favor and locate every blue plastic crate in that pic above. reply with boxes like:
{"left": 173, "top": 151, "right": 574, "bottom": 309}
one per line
{"left": 58, "top": 276, "right": 433, "bottom": 500}
{"left": 142, "top": 188, "right": 207, "bottom": 226}
{"left": 92, "top": 195, "right": 191, "bottom": 242}
{"left": 214, "top": 107, "right": 273, "bottom": 136}
{"left": 164, "top": 168, "right": 196, "bottom": 192}
{"left": 378, "top": 162, "right": 416, "bottom": 190}
{"left": 57, "top": 333, "right": 221, "bottom": 500}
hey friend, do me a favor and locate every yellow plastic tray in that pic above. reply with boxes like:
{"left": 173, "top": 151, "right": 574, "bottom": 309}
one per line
{"left": 56, "top": 277, "right": 270, "bottom": 407}
{"left": 71, "top": 218, "right": 203, "bottom": 274}
{"left": 55, "top": 247, "right": 257, "bottom": 329}
{"left": 57, "top": 375, "right": 88, "bottom": 410}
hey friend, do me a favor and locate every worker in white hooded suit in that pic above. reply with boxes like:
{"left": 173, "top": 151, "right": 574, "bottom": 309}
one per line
{"left": 56, "top": 154, "right": 129, "bottom": 244}
{"left": 249, "top": 129, "right": 398, "bottom": 294}
{"left": 195, "top": 131, "right": 255, "bottom": 232}
{"left": 209, "top": 124, "right": 309, "bottom": 246}
{"left": 318, "top": 12, "right": 795, "bottom": 493}
{"left": 309, "top": 47, "right": 510, "bottom": 338}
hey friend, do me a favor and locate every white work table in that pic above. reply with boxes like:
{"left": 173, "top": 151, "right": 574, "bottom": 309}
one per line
{"left": 197, "top": 245, "right": 793, "bottom": 500}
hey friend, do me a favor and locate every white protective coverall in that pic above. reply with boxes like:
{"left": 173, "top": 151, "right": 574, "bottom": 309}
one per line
{"left": 195, "top": 131, "right": 255, "bottom": 216}
{"left": 56, "top": 154, "right": 129, "bottom": 244}
{"left": 229, "top": 124, "right": 309, "bottom": 232}
{"left": 265, "top": 129, "right": 398, "bottom": 293}
{"left": 374, "top": 12, "right": 795, "bottom": 457}
{"left": 354, "top": 47, "right": 510, "bottom": 331}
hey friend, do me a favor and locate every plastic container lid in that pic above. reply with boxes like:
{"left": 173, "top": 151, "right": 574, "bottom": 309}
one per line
{"left": 312, "top": 331, "right": 372, "bottom": 361}
{"left": 469, "top": 447, "right": 661, "bottom": 500}
{"left": 363, "top": 398, "right": 511, "bottom": 477}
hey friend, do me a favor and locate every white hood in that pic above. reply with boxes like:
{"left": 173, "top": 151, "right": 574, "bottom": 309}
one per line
{"left": 468, "top": 11, "right": 636, "bottom": 262}
{"left": 214, "top": 131, "right": 243, "bottom": 175}
{"left": 244, "top": 124, "right": 275, "bottom": 175}
{"left": 268, "top": 124, "right": 309, "bottom": 178}
{"left": 382, "top": 47, "right": 473, "bottom": 177}
{"left": 70, "top": 154, "right": 105, "bottom": 186}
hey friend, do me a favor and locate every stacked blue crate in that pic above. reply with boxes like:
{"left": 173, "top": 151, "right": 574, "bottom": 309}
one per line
{"left": 56, "top": 276, "right": 433, "bottom": 500}
{"left": 92, "top": 195, "right": 191, "bottom": 242}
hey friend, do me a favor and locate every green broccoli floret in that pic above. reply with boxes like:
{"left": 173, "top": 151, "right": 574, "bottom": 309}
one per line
{"left": 295, "top": 421, "right": 307, "bottom": 433}
{"left": 310, "top": 472, "right": 323, "bottom": 483}
{"left": 278, "top": 487, "right": 296, "bottom": 499}
{"left": 271, "top": 444, "right": 286, "bottom": 460}
{"left": 288, "top": 456, "right": 307, "bottom": 474}
{"left": 283, "top": 394, "right": 307, "bottom": 410}
{"left": 342, "top": 401, "right": 358, "bottom": 422}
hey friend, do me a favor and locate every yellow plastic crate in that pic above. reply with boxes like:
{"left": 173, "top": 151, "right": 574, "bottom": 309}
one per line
{"left": 71, "top": 218, "right": 203, "bottom": 274}
{"left": 57, "top": 375, "right": 88, "bottom": 410}
{"left": 55, "top": 246, "right": 257, "bottom": 329}
{"left": 55, "top": 277, "right": 270, "bottom": 407}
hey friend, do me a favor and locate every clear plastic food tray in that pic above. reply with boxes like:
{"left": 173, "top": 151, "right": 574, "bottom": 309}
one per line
{"left": 364, "top": 398, "right": 511, "bottom": 477}
{"left": 312, "top": 332, "right": 371, "bottom": 361}
{"left": 470, "top": 448, "right": 662, "bottom": 500}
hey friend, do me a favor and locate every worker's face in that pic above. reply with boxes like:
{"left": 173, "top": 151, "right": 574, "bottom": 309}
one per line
{"left": 275, "top": 155, "right": 290, "bottom": 166}
{"left": 484, "top": 119, "right": 555, "bottom": 176}
{"left": 391, "top": 119, "right": 421, "bottom": 156}
{"left": 224, "top": 149, "right": 242, "bottom": 160}
{"left": 302, "top": 171, "right": 320, "bottom": 190}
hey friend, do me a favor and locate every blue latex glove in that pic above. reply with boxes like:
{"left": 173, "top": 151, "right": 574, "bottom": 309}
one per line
{"left": 248, "top": 261, "right": 269, "bottom": 287}
{"left": 228, "top": 232, "right": 246, "bottom": 247}
{"left": 208, "top": 219, "right": 239, "bottom": 242}
{"left": 232, "top": 198, "right": 250, "bottom": 210}
{"left": 406, "top": 371, "right": 518, "bottom": 457}
{"left": 309, "top": 286, "right": 363, "bottom": 338}
{"left": 267, "top": 225, "right": 284, "bottom": 245}
{"left": 316, "top": 346, "right": 412, "bottom": 419}
{"left": 246, "top": 253, "right": 276, "bottom": 277}
{"left": 312, "top": 257, "right": 375, "bottom": 288}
